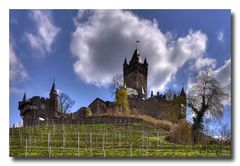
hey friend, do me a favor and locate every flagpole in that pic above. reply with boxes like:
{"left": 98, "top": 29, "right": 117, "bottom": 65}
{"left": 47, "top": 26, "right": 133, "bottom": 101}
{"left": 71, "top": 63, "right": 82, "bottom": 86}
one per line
{"left": 136, "top": 40, "right": 140, "bottom": 49}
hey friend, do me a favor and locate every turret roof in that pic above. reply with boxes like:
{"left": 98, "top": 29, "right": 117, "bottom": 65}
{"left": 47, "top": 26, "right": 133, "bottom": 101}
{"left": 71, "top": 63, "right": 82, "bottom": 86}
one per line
{"left": 180, "top": 87, "right": 186, "bottom": 95}
{"left": 130, "top": 49, "right": 143, "bottom": 64}
{"left": 50, "top": 80, "right": 57, "bottom": 94}
{"left": 22, "top": 91, "right": 26, "bottom": 102}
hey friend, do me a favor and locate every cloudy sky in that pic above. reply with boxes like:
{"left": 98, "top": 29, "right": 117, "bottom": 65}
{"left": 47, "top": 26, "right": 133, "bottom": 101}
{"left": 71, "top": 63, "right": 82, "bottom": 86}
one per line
{"left": 10, "top": 10, "right": 231, "bottom": 133}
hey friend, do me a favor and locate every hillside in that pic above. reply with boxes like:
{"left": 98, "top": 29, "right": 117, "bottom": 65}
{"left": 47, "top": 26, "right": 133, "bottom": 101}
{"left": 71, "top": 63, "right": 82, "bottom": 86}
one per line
{"left": 9, "top": 122, "right": 231, "bottom": 158}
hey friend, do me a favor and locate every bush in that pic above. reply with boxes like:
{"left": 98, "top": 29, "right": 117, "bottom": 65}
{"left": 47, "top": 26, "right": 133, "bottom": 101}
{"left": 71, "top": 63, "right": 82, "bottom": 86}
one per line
{"left": 115, "top": 88, "right": 130, "bottom": 114}
{"left": 169, "top": 119, "right": 193, "bottom": 144}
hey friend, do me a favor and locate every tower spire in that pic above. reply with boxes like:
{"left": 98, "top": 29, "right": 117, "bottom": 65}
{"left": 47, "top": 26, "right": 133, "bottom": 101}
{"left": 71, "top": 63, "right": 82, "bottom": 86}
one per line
{"left": 124, "top": 57, "right": 127, "bottom": 65}
{"left": 22, "top": 90, "right": 26, "bottom": 102}
{"left": 50, "top": 78, "right": 57, "bottom": 94}
{"left": 144, "top": 56, "right": 148, "bottom": 64}
{"left": 180, "top": 86, "right": 185, "bottom": 96}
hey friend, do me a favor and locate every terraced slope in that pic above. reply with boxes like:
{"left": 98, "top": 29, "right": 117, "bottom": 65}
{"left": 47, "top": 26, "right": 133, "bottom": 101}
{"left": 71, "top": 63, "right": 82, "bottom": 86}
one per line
{"left": 9, "top": 123, "right": 231, "bottom": 158}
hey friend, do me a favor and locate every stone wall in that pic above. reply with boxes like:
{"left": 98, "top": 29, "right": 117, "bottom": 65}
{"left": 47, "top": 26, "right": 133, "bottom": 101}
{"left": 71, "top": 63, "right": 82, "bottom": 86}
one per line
{"left": 30, "top": 116, "right": 144, "bottom": 126}
{"left": 128, "top": 95, "right": 186, "bottom": 123}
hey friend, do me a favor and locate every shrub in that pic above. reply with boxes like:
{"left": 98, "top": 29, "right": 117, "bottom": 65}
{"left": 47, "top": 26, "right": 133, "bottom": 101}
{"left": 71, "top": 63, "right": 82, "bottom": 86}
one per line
{"left": 169, "top": 119, "right": 193, "bottom": 144}
{"left": 115, "top": 88, "right": 130, "bottom": 114}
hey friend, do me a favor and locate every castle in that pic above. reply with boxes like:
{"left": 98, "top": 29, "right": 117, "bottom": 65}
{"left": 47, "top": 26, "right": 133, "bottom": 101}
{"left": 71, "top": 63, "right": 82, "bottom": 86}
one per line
{"left": 18, "top": 49, "right": 186, "bottom": 127}
{"left": 18, "top": 81, "right": 61, "bottom": 126}
{"left": 87, "top": 49, "right": 186, "bottom": 121}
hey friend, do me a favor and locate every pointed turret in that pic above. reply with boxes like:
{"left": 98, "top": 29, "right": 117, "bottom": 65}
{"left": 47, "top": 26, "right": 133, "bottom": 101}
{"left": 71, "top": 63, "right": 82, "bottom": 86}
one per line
{"left": 18, "top": 91, "right": 27, "bottom": 111}
{"left": 180, "top": 87, "right": 186, "bottom": 96}
{"left": 123, "top": 57, "right": 128, "bottom": 67}
{"left": 144, "top": 57, "right": 148, "bottom": 64}
{"left": 144, "top": 57, "right": 148, "bottom": 68}
{"left": 130, "top": 49, "right": 143, "bottom": 64}
{"left": 22, "top": 91, "right": 26, "bottom": 102}
{"left": 124, "top": 57, "right": 127, "bottom": 64}
{"left": 50, "top": 79, "right": 57, "bottom": 94}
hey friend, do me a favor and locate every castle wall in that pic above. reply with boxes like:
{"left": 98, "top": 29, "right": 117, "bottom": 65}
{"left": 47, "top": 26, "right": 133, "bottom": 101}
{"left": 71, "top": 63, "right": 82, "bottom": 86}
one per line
{"left": 128, "top": 95, "right": 186, "bottom": 123}
{"left": 37, "top": 115, "right": 144, "bottom": 125}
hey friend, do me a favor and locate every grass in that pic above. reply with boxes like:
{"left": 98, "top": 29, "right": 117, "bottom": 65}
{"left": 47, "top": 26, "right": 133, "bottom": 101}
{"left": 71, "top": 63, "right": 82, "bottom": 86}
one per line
{"left": 9, "top": 123, "right": 231, "bottom": 158}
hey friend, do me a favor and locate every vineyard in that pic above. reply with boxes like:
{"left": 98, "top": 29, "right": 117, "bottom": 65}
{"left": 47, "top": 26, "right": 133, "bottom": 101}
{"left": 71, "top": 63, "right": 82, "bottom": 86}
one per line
{"left": 9, "top": 123, "right": 231, "bottom": 158}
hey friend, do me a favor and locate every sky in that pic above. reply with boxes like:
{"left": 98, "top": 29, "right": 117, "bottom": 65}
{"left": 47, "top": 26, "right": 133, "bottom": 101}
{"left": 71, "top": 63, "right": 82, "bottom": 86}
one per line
{"left": 9, "top": 10, "right": 231, "bottom": 134}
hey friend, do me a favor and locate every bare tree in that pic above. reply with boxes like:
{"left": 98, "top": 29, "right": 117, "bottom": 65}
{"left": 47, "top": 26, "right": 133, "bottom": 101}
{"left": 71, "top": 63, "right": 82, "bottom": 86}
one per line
{"left": 110, "top": 74, "right": 123, "bottom": 96}
{"left": 188, "top": 69, "right": 229, "bottom": 144}
{"left": 58, "top": 92, "right": 75, "bottom": 113}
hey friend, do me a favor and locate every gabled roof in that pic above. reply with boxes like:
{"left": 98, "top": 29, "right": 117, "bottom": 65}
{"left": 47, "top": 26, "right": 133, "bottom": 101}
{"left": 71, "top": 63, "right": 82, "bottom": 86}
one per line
{"left": 88, "top": 98, "right": 106, "bottom": 107}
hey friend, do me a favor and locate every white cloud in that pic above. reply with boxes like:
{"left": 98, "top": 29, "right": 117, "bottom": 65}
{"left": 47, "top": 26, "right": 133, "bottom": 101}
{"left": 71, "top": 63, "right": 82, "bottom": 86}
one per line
{"left": 24, "top": 10, "right": 60, "bottom": 56}
{"left": 70, "top": 10, "right": 208, "bottom": 92}
{"left": 10, "top": 41, "right": 28, "bottom": 85}
{"left": 214, "top": 59, "right": 231, "bottom": 105}
{"left": 194, "top": 56, "right": 216, "bottom": 70}
{"left": 73, "top": 10, "right": 93, "bottom": 26}
{"left": 217, "top": 31, "right": 224, "bottom": 43}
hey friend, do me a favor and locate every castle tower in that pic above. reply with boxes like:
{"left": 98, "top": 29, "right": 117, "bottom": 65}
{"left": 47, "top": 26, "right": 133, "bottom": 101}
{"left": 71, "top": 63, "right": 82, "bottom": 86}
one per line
{"left": 178, "top": 87, "right": 186, "bottom": 119}
{"left": 123, "top": 49, "right": 148, "bottom": 98}
{"left": 49, "top": 80, "right": 58, "bottom": 118}
{"left": 179, "top": 87, "right": 186, "bottom": 108}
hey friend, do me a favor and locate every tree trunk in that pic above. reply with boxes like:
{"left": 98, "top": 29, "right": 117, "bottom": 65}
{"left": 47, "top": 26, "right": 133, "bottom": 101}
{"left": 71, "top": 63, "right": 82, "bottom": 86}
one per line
{"left": 192, "top": 110, "right": 205, "bottom": 144}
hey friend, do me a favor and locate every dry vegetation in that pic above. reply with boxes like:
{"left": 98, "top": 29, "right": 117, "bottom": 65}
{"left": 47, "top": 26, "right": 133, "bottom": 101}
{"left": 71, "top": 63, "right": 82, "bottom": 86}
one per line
{"left": 169, "top": 119, "right": 193, "bottom": 144}
{"left": 97, "top": 112, "right": 173, "bottom": 131}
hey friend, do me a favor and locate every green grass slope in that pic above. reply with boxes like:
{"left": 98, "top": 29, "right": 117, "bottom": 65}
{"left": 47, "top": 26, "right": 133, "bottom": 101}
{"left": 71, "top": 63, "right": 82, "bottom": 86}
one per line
{"left": 9, "top": 123, "right": 231, "bottom": 158}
